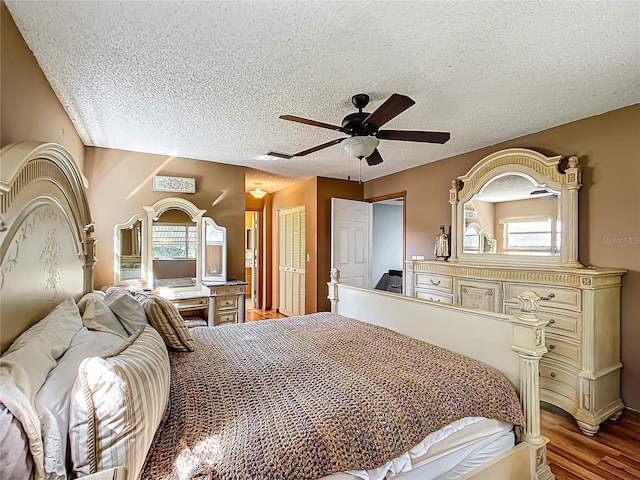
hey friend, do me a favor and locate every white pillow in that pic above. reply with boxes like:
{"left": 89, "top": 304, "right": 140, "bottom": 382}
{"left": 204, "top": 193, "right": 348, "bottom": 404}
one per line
{"left": 69, "top": 325, "right": 170, "bottom": 479}
{"left": 0, "top": 297, "right": 83, "bottom": 480}
{"left": 0, "top": 403, "right": 33, "bottom": 480}
{"left": 35, "top": 327, "right": 126, "bottom": 479}
{"left": 77, "top": 293, "right": 128, "bottom": 338}
{"left": 103, "top": 287, "right": 149, "bottom": 336}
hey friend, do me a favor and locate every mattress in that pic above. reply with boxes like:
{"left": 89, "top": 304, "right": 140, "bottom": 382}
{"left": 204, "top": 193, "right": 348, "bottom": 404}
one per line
{"left": 324, "top": 417, "right": 515, "bottom": 480}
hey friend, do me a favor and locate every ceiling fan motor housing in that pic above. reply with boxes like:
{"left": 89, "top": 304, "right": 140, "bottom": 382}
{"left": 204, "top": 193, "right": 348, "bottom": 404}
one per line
{"left": 341, "top": 112, "right": 377, "bottom": 135}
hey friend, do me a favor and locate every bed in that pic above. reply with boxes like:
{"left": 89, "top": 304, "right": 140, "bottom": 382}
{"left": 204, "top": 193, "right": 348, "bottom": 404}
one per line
{"left": 0, "top": 142, "right": 554, "bottom": 480}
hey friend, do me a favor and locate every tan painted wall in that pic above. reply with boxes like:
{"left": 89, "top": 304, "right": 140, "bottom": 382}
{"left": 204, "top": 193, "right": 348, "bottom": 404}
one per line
{"left": 84, "top": 146, "right": 246, "bottom": 288}
{"left": 365, "top": 104, "right": 640, "bottom": 410}
{"left": 1, "top": 4, "right": 85, "bottom": 168}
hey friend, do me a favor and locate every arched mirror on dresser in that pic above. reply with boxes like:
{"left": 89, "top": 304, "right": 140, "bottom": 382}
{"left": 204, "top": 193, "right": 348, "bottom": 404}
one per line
{"left": 450, "top": 148, "right": 581, "bottom": 267}
{"left": 405, "top": 147, "right": 625, "bottom": 435}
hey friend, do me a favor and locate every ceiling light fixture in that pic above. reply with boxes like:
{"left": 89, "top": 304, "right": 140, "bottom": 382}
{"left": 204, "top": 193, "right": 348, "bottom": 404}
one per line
{"left": 249, "top": 183, "right": 267, "bottom": 199}
{"left": 341, "top": 136, "right": 380, "bottom": 159}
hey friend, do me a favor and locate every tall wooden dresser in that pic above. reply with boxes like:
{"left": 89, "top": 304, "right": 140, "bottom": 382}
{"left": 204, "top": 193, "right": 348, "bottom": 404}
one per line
{"left": 405, "top": 260, "right": 624, "bottom": 435}
{"left": 409, "top": 147, "right": 626, "bottom": 435}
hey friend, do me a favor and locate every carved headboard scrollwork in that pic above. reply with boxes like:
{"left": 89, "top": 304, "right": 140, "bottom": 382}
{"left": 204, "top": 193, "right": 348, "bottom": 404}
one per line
{"left": 0, "top": 142, "right": 95, "bottom": 353}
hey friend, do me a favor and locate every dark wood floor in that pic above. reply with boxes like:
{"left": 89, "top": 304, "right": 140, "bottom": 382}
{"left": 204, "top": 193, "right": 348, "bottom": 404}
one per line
{"left": 245, "top": 307, "right": 287, "bottom": 321}
{"left": 244, "top": 308, "right": 640, "bottom": 479}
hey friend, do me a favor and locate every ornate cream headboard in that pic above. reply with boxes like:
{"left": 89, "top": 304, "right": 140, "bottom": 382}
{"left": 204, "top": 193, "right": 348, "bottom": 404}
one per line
{"left": 0, "top": 142, "right": 95, "bottom": 353}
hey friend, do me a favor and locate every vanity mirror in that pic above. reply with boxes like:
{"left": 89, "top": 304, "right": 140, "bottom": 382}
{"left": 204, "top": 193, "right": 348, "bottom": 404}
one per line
{"left": 114, "top": 214, "right": 146, "bottom": 286}
{"left": 114, "top": 197, "right": 227, "bottom": 289}
{"left": 449, "top": 148, "right": 581, "bottom": 266}
{"left": 202, "top": 217, "right": 227, "bottom": 283}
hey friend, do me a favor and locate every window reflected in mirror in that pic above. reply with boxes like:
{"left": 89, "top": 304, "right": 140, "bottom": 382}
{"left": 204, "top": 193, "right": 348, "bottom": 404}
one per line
{"left": 152, "top": 224, "right": 198, "bottom": 260}
{"left": 152, "top": 209, "right": 197, "bottom": 288}
{"left": 464, "top": 225, "right": 480, "bottom": 252}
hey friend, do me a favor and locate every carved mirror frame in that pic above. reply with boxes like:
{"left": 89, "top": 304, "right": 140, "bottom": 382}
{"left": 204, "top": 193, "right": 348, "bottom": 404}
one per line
{"left": 143, "top": 197, "right": 206, "bottom": 289}
{"left": 449, "top": 148, "right": 582, "bottom": 267}
{"left": 113, "top": 214, "right": 146, "bottom": 286}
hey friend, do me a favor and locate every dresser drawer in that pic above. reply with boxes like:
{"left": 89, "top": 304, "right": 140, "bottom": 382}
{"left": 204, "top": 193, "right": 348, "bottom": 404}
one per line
{"left": 215, "top": 310, "right": 238, "bottom": 326}
{"left": 456, "top": 278, "right": 502, "bottom": 312}
{"left": 539, "top": 362, "right": 578, "bottom": 401}
{"left": 505, "top": 283, "right": 581, "bottom": 312}
{"left": 545, "top": 334, "right": 580, "bottom": 368}
{"left": 215, "top": 295, "right": 238, "bottom": 311}
{"left": 505, "top": 306, "right": 580, "bottom": 339}
{"left": 172, "top": 296, "right": 208, "bottom": 311}
{"left": 208, "top": 285, "right": 246, "bottom": 296}
{"left": 415, "top": 273, "right": 453, "bottom": 293}
{"left": 415, "top": 290, "right": 454, "bottom": 304}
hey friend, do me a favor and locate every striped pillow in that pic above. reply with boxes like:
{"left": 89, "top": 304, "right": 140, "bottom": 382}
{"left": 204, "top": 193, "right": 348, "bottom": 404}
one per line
{"left": 68, "top": 325, "right": 170, "bottom": 479}
{"left": 135, "top": 294, "right": 195, "bottom": 351}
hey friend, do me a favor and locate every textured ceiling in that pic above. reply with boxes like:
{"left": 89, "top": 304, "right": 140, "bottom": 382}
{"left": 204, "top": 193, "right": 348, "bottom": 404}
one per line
{"left": 6, "top": 1, "right": 640, "bottom": 193}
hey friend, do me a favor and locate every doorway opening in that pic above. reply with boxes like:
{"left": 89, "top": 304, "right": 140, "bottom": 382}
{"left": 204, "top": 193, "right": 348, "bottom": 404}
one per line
{"left": 330, "top": 193, "right": 405, "bottom": 292}
{"left": 370, "top": 193, "right": 405, "bottom": 293}
{"left": 245, "top": 210, "right": 262, "bottom": 311}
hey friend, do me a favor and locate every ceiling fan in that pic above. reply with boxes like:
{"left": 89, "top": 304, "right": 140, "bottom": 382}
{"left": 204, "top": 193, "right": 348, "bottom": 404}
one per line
{"left": 277, "top": 93, "right": 450, "bottom": 166}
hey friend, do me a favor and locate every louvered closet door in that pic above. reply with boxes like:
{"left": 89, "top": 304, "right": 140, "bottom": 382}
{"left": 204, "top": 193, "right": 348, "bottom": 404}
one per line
{"left": 278, "top": 206, "right": 305, "bottom": 316}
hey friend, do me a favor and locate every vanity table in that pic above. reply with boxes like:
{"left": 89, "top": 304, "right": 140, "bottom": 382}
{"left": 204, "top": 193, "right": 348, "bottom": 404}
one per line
{"left": 406, "top": 148, "right": 625, "bottom": 435}
{"left": 203, "top": 281, "right": 247, "bottom": 326}
{"left": 159, "top": 288, "right": 210, "bottom": 323}
{"left": 114, "top": 197, "right": 238, "bottom": 326}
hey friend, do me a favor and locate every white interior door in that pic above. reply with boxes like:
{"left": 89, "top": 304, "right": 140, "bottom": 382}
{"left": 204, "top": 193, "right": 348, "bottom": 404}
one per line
{"left": 331, "top": 198, "right": 371, "bottom": 287}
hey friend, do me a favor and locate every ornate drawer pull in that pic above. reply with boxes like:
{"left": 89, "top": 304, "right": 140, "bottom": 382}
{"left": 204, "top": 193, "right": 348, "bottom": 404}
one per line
{"left": 540, "top": 293, "right": 556, "bottom": 301}
{"left": 550, "top": 372, "right": 557, "bottom": 378}
{"left": 548, "top": 319, "right": 556, "bottom": 325}
{"left": 549, "top": 344, "right": 556, "bottom": 350}
{"left": 430, "top": 279, "right": 441, "bottom": 286}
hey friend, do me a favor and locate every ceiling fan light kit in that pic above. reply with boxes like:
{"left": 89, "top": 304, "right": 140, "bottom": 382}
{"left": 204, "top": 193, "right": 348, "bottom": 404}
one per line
{"left": 342, "top": 136, "right": 380, "bottom": 159}
{"left": 277, "top": 92, "right": 450, "bottom": 173}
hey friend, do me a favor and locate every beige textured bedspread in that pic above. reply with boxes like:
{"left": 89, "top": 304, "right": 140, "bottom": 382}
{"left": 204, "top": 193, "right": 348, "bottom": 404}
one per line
{"left": 142, "top": 313, "right": 523, "bottom": 480}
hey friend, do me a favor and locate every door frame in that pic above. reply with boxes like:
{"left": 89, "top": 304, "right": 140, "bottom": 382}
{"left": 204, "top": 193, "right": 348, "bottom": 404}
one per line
{"left": 245, "top": 207, "right": 263, "bottom": 309}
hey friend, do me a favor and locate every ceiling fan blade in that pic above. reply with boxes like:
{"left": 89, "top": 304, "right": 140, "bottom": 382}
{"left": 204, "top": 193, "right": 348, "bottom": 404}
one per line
{"left": 280, "top": 115, "right": 348, "bottom": 133}
{"left": 363, "top": 94, "right": 415, "bottom": 128}
{"left": 292, "top": 138, "right": 345, "bottom": 157}
{"left": 365, "top": 148, "right": 384, "bottom": 166}
{"left": 376, "top": 130, "right": 451, "bottom": 144}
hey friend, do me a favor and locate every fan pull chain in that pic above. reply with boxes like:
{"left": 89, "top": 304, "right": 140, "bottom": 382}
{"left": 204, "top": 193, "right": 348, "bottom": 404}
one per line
{"left": 347, "top": 139, "right": 352, "bottom": 180}
{"left": 359, "top": 158, "right": 362, "bottom": 184}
